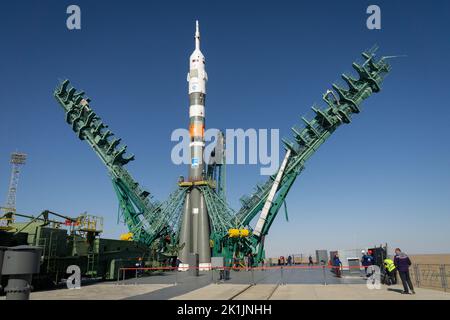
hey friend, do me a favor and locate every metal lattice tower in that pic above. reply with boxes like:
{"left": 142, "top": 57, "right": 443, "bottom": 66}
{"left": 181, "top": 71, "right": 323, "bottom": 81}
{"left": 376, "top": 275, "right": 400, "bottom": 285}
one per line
{"left": 4, "top": 152, "right": 27, "bottom": 213}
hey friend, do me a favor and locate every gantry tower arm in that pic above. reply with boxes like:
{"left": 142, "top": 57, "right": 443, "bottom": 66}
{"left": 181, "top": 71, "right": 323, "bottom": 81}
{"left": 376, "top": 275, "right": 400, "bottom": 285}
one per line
{"left": 234, "top": 50, "right": 391, "bottom": 253}
{"left": 53, "top": 80, "right": 171, "bottom": 244}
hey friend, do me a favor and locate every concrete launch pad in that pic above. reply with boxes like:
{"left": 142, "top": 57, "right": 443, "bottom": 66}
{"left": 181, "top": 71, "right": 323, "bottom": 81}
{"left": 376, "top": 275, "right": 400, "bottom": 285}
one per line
{"left": 0, "top": 283, "right": 172, "bottom": 300}
{"left": 3, "top": 268, "right": 448, "bottom": 300}
{"left": 170, "top": 284, "right": 251, "bottom": 300}
{"left": 270, "top": 284, "right": 450, "bottom": 300}
{"left": 169, "top": 283, "right": 450, "bottom": 300}
{"left": 5, "top": 282, "right": 449, "bottom": 301}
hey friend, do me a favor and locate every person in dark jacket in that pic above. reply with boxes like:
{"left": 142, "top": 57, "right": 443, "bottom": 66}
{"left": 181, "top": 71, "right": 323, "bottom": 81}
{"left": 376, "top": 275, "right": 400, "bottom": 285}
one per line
{"left": 135, "top": 257, "right": 144, "bottom": 277}
{"left": 394, "top": 248, "right": 415, "bottom": 294}
{"left": 332, "top": 254, "right": 343, "bottom": 278}
{"left": 308, "top": 255, "right": 314, "bottom": 267}
{"left": 247, "top": 253, "right": 254, "bottom": 270}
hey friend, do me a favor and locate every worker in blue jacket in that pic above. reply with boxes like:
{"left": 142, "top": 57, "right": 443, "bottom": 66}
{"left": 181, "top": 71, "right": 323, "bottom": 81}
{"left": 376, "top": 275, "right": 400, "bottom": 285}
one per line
{"left": 332, "top": 254, "right": 343, "bottom": 278}
{"left": 361, "top": 250, "right": 375, "bottom": 277}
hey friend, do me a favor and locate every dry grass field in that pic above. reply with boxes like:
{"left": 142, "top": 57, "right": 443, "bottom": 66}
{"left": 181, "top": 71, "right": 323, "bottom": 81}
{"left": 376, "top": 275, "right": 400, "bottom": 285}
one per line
{"left": 264, "top": 254, "right": 450, "bottom": 267}
{"left": 409, "top": 254, "right": 450, "bottom": 265}
{"left": 268, "top": 254, "right": 450, "bottom": 265}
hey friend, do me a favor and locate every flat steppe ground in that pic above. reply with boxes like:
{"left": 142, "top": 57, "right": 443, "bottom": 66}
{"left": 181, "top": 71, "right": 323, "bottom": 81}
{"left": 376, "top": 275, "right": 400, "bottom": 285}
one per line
{"left": 409, "top": 254, "right": 450, "bottom": 264}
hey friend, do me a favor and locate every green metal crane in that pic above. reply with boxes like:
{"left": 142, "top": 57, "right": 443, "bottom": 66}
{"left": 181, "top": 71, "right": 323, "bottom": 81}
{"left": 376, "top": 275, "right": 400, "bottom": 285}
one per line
{"left": 53, "top": 47, "right": 391, "bottom": 265}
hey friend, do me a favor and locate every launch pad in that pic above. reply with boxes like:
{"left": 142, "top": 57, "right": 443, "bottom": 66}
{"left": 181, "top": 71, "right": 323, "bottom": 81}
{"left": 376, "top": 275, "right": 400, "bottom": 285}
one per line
{"left": 52, "top": 21, "right": 392, "bottom": 270}
{"left": 5, "top": 268, "right": 450, "bottom": 300}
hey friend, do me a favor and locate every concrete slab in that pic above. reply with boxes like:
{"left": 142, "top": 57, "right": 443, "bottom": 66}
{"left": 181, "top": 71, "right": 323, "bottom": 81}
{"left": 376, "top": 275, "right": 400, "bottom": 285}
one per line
{"left": 126, "top": 272, "right": 213, "bottom": 300}
{"left": 171, "top": 283, "right": 250, "bottom": 300}
{"left": 270, "top": 284, "right": 450, "bottom": 300}
{"left": 232, "top": 284, "right": 279, "bottom": 300}
{"left": 0, "top": 283, "right": 173, "bottom": 300}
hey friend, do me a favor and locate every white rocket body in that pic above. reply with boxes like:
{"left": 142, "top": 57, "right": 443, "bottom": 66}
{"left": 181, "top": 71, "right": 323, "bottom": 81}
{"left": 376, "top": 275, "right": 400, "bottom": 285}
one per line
{"left": 179, "top": 21, "right": 211, "bottom": 271}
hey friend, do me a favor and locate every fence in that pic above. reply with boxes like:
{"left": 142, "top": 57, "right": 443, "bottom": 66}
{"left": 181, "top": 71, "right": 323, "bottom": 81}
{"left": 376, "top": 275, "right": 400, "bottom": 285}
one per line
{"left": 115, "top": 264, "right": 368, "bottom": 286}
{"left": 410, "top": 264, "right": 449, "bottom": 292}
{"left": 115, "top": 263, "right": 450, "bottom": 292}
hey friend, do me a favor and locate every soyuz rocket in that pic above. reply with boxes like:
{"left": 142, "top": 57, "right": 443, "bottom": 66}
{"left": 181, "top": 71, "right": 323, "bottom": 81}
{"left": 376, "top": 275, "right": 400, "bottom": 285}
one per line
{"left": 178, "top": 21, "right": 211, "bottom": 270}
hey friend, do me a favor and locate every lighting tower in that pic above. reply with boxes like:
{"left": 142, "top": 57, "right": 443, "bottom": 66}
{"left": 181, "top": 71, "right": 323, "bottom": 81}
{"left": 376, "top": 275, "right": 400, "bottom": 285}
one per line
{"left": 3, "top": 152, "right": 27, "bottom": 213}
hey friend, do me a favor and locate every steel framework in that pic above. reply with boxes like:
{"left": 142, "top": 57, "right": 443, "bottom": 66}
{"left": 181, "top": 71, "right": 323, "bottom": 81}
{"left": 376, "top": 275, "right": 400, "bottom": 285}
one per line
{"left": 53, "top": 48, "right": 391, "bottom": 264}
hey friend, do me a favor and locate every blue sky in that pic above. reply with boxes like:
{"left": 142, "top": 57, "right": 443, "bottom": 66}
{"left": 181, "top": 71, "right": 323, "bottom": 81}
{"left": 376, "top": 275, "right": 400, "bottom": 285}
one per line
{"left": 0, "top": 0, "right": 449, "bottom": 256}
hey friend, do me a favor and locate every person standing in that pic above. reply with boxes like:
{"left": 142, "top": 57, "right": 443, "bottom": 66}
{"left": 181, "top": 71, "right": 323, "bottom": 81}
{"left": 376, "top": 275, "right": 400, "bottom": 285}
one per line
{"left": 247, "top": 253, "right": 254, "bottom": 271}
{"left": 135, "top": 257, "right": 144, "bottom": 277}
{"left": 361, "top": 250, "right": 374, "bottom": 277}
{"left": 332, "top": 254, "right": 343, "bottom": 278}
{"left": 308, "top": 255, "right": 314, "bottom": 267}
{"left": 233, "top": 255, "right": 239, "bottom": 270}
{"left": 244, "top": 254, "right": 249, "bottom": 271}
{"left": 287, "top": 255, "right": 292, "bottom": 266}
{"left": 394, "top": 248, "right": 415, "bottom": 294}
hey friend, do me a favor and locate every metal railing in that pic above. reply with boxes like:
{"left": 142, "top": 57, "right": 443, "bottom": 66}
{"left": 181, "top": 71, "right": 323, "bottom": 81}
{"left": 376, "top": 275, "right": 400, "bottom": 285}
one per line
{"left": 115, "top": 264, "right": 368, "bottom": 287}
{"left": 410, "top": 264, "right": 449, "bottom": 292}
{"left": 114, "top": 264, "right": 450, "bottom": 292}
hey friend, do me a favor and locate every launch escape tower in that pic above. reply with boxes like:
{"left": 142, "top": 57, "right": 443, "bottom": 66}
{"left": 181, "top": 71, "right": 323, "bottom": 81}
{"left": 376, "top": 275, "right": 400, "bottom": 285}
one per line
{"left": 53, "top": 22, "right": 392, "bottom": 267}
{"left": 2, "top": 152, "right": 27, "bottom": 214}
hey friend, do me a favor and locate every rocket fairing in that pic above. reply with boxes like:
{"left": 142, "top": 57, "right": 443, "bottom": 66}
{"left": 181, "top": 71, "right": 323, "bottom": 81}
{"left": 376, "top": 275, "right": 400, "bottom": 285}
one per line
{"left": 188, "top": 20, "right": 207, "bottom": 180}
{"left": 178, "top": 21, "right": 211, "bottom": 271}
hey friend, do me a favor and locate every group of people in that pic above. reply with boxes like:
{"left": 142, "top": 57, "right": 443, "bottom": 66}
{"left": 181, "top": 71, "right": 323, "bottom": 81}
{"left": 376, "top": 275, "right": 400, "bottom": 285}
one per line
{"left": 277, "top": 255, "right": 294, "bottom": 266}
{"left": 172, "top": 247, "right": 416, "bottom": 295}
{"left": 330, "top": 248, "right": 415, "bottom": 294}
